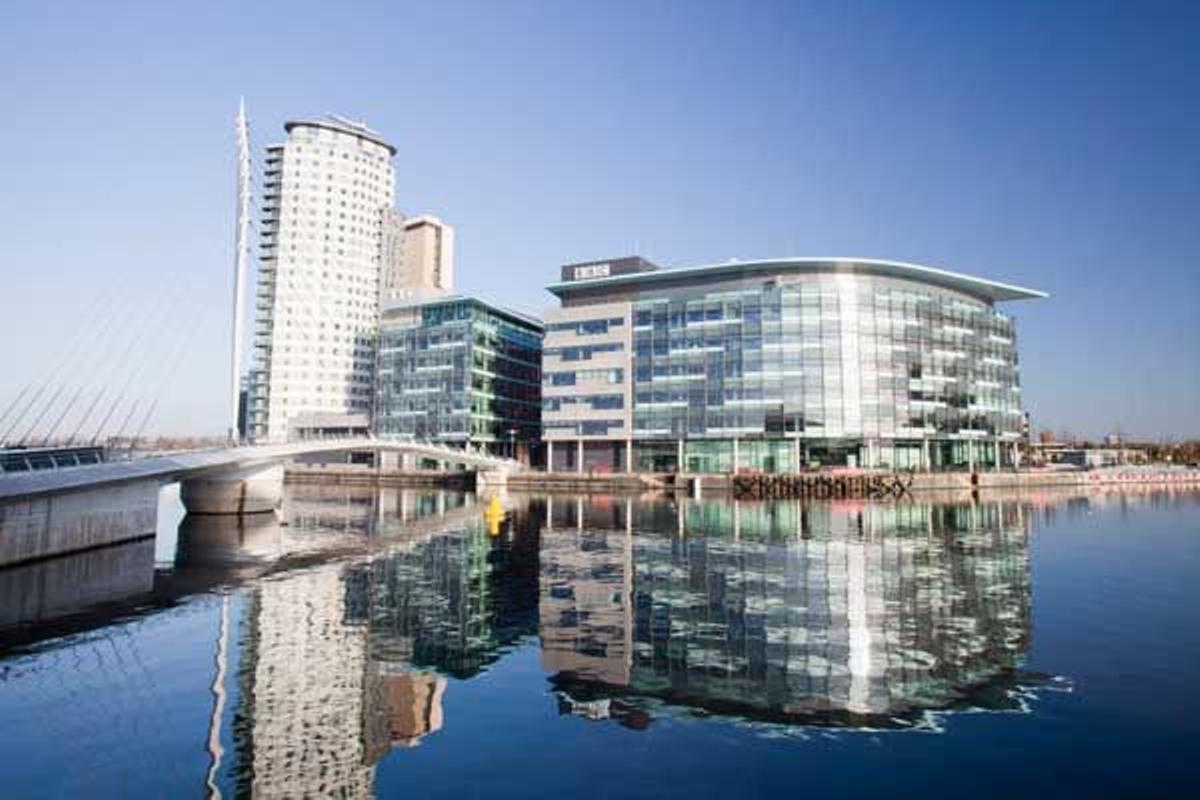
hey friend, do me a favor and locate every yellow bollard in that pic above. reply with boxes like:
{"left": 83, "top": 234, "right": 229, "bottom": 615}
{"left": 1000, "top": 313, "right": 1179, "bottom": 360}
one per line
{"left": 483, "top": 495, "right": 506, "bottom": 536}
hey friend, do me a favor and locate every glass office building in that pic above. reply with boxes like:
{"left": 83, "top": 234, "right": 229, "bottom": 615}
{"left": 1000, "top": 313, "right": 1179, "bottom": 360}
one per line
{"left": 543, "top": 257, "right": 1045, "bottom": 472}
{"left": 376, "top": 296, "right": 543, "bottom": 459}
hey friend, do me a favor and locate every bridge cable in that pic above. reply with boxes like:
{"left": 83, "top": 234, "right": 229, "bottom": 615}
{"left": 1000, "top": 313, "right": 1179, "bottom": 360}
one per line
{"left": 83, "top": 279, "right": 196, "bottom": 446}
{"left": 16, "top": 287, "right": 128, "bottom": 446}
{"left": 51, "top": 286, "right": 183, "bottom": 448}
{"left": 106, "top": 266, "right": 217, "bottom": 448}
{"left": 0, "top": 300, "right": 101, "bottom": 442}
{"left": 0, "top": 385, "right": 31, "bottom": 440}
{"left": 129, "top": 298, "right": 210, "bottom": 449}
{"left": 110, "top": 282, "right": 209, "bottom": 448}
{"left": 63, "top": 315, "right": 162, "bottom": 445}
{"left": 2, "top": 285, "right": 121, "bottom": 445}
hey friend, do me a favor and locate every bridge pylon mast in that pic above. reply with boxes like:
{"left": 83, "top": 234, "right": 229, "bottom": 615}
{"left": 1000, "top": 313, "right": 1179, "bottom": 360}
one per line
{"left": 229, "top": 97, "right": 251, "bottom": 444}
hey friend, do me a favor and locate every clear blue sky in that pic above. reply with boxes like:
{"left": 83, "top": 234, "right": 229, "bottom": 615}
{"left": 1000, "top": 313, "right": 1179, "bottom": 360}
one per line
{"left": 1, "top": 0, "right": 1197, "bottom": 439}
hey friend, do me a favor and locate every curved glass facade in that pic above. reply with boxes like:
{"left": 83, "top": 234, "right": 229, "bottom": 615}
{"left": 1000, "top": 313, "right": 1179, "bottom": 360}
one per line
{"left": 632, "top": 274, "right": 1022, "bottom": 469}
{"left": 545, "top": 259, "right": 1041, "bottom": 472}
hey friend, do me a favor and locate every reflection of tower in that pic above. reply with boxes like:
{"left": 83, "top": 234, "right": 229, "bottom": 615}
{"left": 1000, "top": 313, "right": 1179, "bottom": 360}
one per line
{"left": 362, "top": 669, "right": 447, "bottom": 764}
{"left": 239, "top": 565, "right": 375, "bottom": 797}
{"left": 234, "top": 490, "right": 506, "bottom": 794}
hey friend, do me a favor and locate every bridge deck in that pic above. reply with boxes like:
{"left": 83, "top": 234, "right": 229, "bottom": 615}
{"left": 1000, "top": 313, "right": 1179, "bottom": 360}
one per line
{"left": 0, "top": 438, "right": 520, "bottom": 502}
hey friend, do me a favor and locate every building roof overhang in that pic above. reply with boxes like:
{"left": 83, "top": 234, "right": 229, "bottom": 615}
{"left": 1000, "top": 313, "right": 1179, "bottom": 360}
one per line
{"left": 546, "top": 257, "right": 1048, "bottom": 304}
{"left": 382, "top": 294, "right": 544, "bottom": 332}
{"left": 284, "top": 117, "right": 397, "bottom": 155}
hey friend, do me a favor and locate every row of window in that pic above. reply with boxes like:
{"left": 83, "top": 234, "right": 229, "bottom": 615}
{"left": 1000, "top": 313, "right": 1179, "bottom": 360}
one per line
{"left": 543, "top": 394, "right": 624, "bottom": 412}
{"left": 544, "top": 342, "right": 624, "bottom": 361}
{"left": 543, "top": 368, "right": 624, "bottom": 387}
{"left": 545, "top": 316, "right": 625, "bottom": 336}
{"left": 545, "top": 419, "right": 625, "bottom": 436}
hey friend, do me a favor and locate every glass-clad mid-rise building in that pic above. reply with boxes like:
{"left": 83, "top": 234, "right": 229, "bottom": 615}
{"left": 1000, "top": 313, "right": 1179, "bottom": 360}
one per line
{"left": 543, "top": 257, "right": 1046, "bottom": 473}
{"left": 376, "top": 296, "right": 543, "bottom": 458}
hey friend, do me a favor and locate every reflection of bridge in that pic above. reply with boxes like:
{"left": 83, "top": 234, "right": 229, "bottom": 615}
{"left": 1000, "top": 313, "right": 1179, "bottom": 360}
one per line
{"left": 0, "top": 437, "right": 521, "bottom": 566}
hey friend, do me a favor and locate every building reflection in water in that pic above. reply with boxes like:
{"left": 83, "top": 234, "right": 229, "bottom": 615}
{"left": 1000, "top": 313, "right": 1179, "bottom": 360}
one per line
{"left": 234, "top": 484, "right": 487, "bottom": 796}
{"left": 21, "top": 484, "right": 1185, "bottom": 795}
{"left": 540, "top": 495, "right": 1035, "bottom": 730}
{"left": 234, "top": 489, "right": 1039, "bottom": 800}
{"left": 234, "top": 484, "right": 536, "bottom": 798}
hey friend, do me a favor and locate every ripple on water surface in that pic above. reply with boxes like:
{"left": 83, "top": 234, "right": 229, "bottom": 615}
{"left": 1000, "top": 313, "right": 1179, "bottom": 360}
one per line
{"left": 1, "top": 485, "right": 1198, "bottom": 799}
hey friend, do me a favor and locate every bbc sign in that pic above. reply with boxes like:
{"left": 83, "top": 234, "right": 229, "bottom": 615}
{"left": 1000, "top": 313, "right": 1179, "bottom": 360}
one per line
{"left": 573, "top": 263, "right": 611, "bottom": 280}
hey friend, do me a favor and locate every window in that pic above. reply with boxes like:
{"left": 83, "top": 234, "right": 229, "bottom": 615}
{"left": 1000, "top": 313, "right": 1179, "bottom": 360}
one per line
{"left": 589, "top": 394, "right": 624, "bottom": 410}
{"left": 546, "top": 317, "right": 625, "bottom": 335}
{"left": 544, "top": 343, "right": 623, "bottom": 361}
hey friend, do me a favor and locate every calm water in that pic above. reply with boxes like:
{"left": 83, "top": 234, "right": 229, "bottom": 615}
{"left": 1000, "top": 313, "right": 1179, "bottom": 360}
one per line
{"left": 1, "top": 485, "right": 1198, "bottom": 799}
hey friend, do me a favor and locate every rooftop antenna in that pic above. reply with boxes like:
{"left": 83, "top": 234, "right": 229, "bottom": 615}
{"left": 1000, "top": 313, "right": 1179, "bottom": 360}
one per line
{"left": 229, "top": 97, "right": 251, "bottom": 444}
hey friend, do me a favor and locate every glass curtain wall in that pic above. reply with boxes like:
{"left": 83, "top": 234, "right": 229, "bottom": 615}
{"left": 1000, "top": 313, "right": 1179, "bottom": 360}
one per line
{"left": 376, "top": 301, "right": 542, "bottom": 451}
{"left": 630, "top": 275, "right": 1021, "bottom": 471}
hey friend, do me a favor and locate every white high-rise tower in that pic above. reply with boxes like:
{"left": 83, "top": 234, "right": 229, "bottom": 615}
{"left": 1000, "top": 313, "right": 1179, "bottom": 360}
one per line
{"left": 248, "top": 116, "right": 397, "bottom": 442}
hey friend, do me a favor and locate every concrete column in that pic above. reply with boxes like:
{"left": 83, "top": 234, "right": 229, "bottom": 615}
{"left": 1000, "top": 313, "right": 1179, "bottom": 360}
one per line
{"left": 967, "top": 441, "right": 976, "bottom": 473}
{"left": 993, "top": 438, "right": 1001, "bottom": 473}
{"left": 180, "top": 464, "right": 283, "bottom": 515}
{"left": 576, "top": 440, "right": 584, "bottom": 474}
{"left": 732, "top": 438, "right": 740, "bottom": 474}
{"left": 547, "top": 440, "right": 554, "bottom": 473}
{"left": 378, "top": 451, "right": 399, "bottom": 474}
{"left": 677, "top": 439, "right": 684, "bottom": 473}
{"left": 625, "top": 437, "right": 633, "bottom": 473}
{"left": 923, "top": 439, "right": 932, "bottom": 472}
{"left": 1013, "top": 442, "right": 1021, "bottom": 471}
{"left": 793, "top": 437, "right": 801, "bottom": 474}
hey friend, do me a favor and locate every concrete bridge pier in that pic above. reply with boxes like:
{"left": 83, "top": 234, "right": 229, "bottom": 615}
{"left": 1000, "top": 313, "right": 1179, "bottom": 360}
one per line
{"left": 0, "top": 481, "right": 161, "bottom": 568}
{"left": 180, "top": 464, "right": 283, "bottom": 515}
